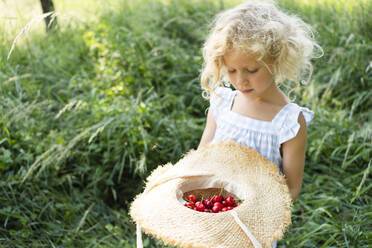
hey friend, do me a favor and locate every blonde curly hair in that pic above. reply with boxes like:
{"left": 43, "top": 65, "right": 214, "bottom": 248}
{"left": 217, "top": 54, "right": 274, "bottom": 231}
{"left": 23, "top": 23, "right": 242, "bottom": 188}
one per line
{"left": 200, "top": 0, "right": 323, "bottom": 97}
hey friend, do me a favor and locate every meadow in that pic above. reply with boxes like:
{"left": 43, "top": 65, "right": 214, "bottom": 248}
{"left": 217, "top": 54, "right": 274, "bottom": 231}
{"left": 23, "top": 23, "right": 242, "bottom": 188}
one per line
{"left": 0, "top": 0, "right": 371, "bottom": 247}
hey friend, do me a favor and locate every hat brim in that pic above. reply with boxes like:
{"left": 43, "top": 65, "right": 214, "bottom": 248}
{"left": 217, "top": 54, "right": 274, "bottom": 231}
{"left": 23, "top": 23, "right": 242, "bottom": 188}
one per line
{"left": 130, "top": 141, "right": 292, "bottom": 248}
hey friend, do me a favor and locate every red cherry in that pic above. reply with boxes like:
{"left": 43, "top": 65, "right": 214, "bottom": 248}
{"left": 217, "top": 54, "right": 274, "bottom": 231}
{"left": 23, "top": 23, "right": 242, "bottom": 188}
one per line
{"left": 195, "top": 201, "right": 205, "bottom": 212}
{"left": 227, "top": 206, "right": 233, "bottom": 210}
{"left": 212, "top": 195, "right": 223, "bottom": 203}
{"left": 204, "top": 208, "right": 211, "bottom": 213}
{"left": 203, "top": 199, "right": 213, "bottom": 209}
{"left": 187, "top": 194, "right": 196, "bottom": 203}
{"left": 184, "top": 202, "right": 194, "bottom": 208}
{"left": 234, "top": 202, "right": 240, "bottom": 207}
{"left": 213, "top": 202, "right": 223, "bottom": 211}
{"left": 212, "top": 206, "right": 220, "bottom": 213}
{"left": 221, "top": 207, "right": 228, "bottom": 212}
{"left": 222, "top": 200, "right": 229, "bottom": 207}
{"left": 225, "top": 196, "right": 235, "bottom": 206}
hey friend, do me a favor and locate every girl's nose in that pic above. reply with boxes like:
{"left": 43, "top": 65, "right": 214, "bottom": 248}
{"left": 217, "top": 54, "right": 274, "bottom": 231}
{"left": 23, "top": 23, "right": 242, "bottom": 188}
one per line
{"left": 237, "top": 72, "right": 248, "bottom": 85}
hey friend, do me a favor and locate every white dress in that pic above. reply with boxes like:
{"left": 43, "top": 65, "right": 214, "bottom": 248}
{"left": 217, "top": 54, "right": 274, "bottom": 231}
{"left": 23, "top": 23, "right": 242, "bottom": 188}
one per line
{"left": 210, "top": 87, "right": 314, "bottom": 173}
{"left": 210, "top": 87, "right": 314, "bottom": 248}
{"left": 209, "top": 87, "right": 313, "bottom": 247}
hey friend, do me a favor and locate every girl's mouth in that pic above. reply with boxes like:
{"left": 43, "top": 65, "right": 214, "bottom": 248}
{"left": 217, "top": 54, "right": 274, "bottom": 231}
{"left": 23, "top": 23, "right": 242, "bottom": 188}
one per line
{"left": 242, "top": 89, "right": 253, "bottom": 94}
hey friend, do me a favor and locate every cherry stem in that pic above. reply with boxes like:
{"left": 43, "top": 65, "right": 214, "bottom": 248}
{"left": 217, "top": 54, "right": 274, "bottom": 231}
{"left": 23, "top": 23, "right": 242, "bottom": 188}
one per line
{"left": 218, "top": 188, "right": 223, "bottom": 197}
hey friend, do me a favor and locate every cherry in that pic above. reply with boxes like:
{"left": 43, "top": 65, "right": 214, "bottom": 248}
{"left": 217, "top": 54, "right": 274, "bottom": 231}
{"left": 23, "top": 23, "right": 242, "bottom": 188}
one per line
{"left": 212, "top": 195, "right": 223, "bottom": 203}
{"left": 187, "top": 194, "right": 196, "bottom": 203}
{"left": 211, "top": 206, "right": 220, "bottom": 213}
{"left": 184, "top": 202, "right": 194, "bottom": 208}
{"left": 225, "top": 196, "right": 235, "bottom": 206}
{"left": 203, "top": 199, "right": 213, "bottom": 209}
{"left": 227, "top": 206, "right": 233, "bottom": 210}
{"left": 213, "top": 202, "right": 223, "bottom": 211}
{"left": 195, "top": 201, "right": 205, "bottom": 212}
{"left": 221, "top": 207, "right": 228, "bottom": 212}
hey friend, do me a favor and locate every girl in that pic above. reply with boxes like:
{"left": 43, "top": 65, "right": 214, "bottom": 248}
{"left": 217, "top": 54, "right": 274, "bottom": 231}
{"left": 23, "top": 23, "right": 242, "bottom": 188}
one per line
{"left": 198, "top": 1, "right": 322, "bottom": 246}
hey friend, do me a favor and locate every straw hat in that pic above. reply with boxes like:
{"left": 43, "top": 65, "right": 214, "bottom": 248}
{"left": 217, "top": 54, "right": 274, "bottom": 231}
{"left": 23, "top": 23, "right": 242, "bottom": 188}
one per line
{"left": 130, "top": 141, "right": 292, "bottom": 248}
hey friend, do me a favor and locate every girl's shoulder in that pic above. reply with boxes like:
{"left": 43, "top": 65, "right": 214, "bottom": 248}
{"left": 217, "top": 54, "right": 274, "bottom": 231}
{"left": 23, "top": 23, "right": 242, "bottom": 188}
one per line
{"left": 209, "top": 87, "right": 234, "bottom": 119}
{"left": 274, "top": 103, "right": 314, "bottom": 144}
{"left": 210, "top": 86, "right": 234, "bottom": 107}
{"left": 212, "top": 86, "right": 233, "bottom": 98}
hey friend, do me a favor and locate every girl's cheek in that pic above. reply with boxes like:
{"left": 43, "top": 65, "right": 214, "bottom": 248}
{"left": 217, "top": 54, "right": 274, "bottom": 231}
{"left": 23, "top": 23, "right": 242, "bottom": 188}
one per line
{"left": 250, "top": 74, "right": 260, "bottom": 82}
{"left": 228, "top": 74, "right": 236, "bottom": 83}
{"left": 256, "top": 72, "right": 271, "bottom": 83}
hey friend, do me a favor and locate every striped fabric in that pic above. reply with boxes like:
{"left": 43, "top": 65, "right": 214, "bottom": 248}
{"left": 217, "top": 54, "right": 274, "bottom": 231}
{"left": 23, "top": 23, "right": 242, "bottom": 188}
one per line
{"left": 210, "top": 87, "right": 314, "bottom": 173}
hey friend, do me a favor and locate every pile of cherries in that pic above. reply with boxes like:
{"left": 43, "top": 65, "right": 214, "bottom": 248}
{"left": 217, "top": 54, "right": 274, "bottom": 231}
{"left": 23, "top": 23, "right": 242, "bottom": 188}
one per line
{"left": 184, "top": 194, "right": 241, "bottom": 213}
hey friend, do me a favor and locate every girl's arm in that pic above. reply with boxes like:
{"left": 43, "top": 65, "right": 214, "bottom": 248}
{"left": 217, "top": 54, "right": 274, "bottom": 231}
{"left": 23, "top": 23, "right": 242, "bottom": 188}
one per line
{"left": 197, "top": 110, "right": 217, "bottom": 150}
{"left": 281, "top": 113, "right": 308, "bottom": 202}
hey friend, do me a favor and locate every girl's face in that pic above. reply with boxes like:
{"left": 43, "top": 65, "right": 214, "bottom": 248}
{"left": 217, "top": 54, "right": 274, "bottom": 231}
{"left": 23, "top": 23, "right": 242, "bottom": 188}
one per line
{"left": 223, "top": 48, "right": 275, "bottom": 99}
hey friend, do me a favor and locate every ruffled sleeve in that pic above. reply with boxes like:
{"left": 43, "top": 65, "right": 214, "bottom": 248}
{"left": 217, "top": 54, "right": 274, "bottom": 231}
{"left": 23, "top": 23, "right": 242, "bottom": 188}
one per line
{"left": 209, "top": 87, "right": 232, "bottom": 121}
{"left": 278, "top": 103, "right": 314, "bottom": 144}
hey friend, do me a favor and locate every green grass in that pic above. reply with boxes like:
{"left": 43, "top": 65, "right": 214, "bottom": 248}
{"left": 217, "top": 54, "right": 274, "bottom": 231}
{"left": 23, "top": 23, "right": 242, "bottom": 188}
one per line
{"left": 0, "top": 0, "right": 371, "bottom": 247}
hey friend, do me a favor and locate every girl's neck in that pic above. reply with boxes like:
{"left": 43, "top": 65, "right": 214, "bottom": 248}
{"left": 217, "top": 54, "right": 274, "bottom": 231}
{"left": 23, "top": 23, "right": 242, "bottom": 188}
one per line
{"left": 240, "top": 82, "right": 289, "bottom": 107}
{"left": 231, "top": 84, "right": 290, "bottom": 122}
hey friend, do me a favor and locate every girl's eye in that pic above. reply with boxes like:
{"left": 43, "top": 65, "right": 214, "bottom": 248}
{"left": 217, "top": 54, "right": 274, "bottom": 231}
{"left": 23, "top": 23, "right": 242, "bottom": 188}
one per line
{"left": 228, "top": 68, "right": 259, "bottom": 74}
{"left": 246, "top": 68, "right": 259, "bottom": 74}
